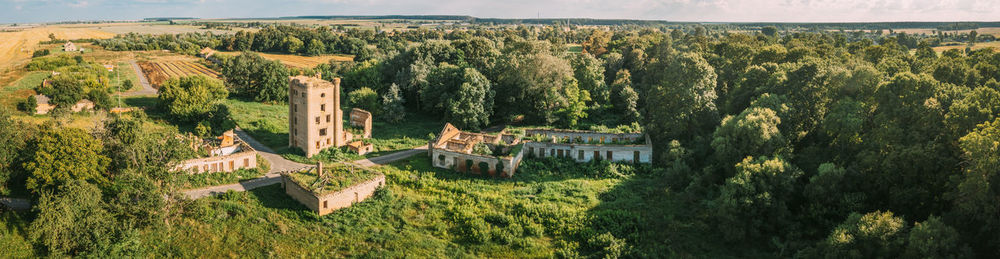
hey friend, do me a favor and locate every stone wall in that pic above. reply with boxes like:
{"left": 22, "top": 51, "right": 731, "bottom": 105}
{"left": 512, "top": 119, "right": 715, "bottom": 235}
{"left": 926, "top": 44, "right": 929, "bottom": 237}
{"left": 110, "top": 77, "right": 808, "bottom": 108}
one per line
{"left": 175, "top": 143, "right": 259, "bottom": 174}
{"left": 430, "top": 148, "right": 518, "bottom": 177}
{"left": 281, "top": 173, "right": 386, "bottom": 216}
{"left": 349, "top": 108, "right": 373, "bottom": 139}
{"left": 523, "top": 141, "right": 653, "bottom": 163}
{"left": 524, "top": 129, "right": 645, "bottom": 144}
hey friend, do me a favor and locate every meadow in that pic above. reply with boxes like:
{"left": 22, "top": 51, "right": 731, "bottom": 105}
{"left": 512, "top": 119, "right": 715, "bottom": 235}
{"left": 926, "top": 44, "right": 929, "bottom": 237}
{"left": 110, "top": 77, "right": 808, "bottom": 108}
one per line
{"left": 80, "top": 155, "right": 705, "bottom": 258}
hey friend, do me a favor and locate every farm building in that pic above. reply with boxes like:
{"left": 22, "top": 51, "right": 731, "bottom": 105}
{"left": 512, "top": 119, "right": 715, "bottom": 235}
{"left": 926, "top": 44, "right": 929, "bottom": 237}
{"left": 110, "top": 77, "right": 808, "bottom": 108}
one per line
{"left": 63, "top": 42, "right": 77, "bottom": 52}
{"left": 280, "top": 162, "right": 385, "bottom": 216}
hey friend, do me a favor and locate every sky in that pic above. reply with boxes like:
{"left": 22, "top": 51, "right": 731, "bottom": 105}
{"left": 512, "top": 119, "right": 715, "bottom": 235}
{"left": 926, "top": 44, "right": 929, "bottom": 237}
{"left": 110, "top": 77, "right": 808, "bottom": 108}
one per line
{"left": 1, "top": 0, "right": 999, "bottom": 24}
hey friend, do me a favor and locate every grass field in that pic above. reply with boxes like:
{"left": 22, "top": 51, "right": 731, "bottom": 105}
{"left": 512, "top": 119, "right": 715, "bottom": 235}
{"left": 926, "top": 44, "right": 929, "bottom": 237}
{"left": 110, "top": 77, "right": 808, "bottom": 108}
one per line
{"left": 893, "top": 27, "right": 1000, "bottom": 37}
{"left": 0, "top": 25, "right": 115, "bottom": 71}
{"left": 215, "top": 51, "right": 354, "bottom": 68}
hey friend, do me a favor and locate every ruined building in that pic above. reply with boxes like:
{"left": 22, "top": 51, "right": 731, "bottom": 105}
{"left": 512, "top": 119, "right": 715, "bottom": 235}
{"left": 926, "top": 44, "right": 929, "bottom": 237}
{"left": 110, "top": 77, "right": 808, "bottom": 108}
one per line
{"left": 289, "top": 74, "right": 374, "bottom": 157}
{"left": 428, "top": 124, "right": 653, "bottom": 177}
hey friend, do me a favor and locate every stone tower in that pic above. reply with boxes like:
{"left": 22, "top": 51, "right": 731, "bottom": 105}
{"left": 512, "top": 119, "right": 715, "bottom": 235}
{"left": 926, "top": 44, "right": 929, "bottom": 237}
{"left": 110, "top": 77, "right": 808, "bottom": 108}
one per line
{"left": 289, "top": 74, "right": 344, "bottom": 157}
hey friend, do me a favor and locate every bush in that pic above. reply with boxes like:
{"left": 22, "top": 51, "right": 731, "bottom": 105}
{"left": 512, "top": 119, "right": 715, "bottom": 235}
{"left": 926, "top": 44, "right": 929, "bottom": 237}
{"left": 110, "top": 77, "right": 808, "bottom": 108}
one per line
{"left": 32, "top": 49, "right": 50, "bottom": 58}
{"left": 18, "top": 96, "right": 37, "bottom": 113}
{"left": 348, "top": 87, "right": 379, "bottom": 113}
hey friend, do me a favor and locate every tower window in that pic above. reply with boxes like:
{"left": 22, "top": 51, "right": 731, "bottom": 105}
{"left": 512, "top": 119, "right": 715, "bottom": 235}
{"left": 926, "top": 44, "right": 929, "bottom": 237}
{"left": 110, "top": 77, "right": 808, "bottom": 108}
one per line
{"left": 321, "top": 104, "right": 326, "bottom": 111}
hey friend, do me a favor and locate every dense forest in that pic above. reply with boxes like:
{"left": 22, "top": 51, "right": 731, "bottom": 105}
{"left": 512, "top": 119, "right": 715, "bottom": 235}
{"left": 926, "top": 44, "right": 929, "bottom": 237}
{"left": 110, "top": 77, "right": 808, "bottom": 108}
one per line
{"left": 2, "top": 22, "right": 998, "bottom": 257}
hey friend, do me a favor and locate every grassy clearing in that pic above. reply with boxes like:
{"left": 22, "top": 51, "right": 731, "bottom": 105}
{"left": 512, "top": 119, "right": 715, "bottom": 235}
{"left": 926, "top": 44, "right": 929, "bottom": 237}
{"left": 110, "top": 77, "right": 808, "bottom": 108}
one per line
{"left": 215, "top": 51, "right": 354, "bottom": 68}
{"left": 114, "top": 61, "right": 141, "bottom": 92}
{"left": 567, "top": 44, "right": 583, "bottom": 53}
{"left": 933, "top": 41, "right": 1000, "bottom": 52}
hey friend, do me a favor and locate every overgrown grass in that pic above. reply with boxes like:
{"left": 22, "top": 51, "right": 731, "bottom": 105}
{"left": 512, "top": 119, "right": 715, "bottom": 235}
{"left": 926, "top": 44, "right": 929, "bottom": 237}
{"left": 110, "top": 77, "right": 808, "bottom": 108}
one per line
{"left": 173, "top": 155, "right": 271, "bottom": 189}
{"left": 119, "top": 156, "right": 728, "bottom": 257}
{"left": 0, "top": 211, "right": 35, "bottom": 258}
{"left": 286, "top": 164, "right": 379, "bottom": 194}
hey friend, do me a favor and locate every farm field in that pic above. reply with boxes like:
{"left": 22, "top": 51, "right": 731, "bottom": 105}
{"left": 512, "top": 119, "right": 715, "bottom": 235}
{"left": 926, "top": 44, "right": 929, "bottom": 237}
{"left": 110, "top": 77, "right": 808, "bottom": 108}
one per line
{"left": 894, "top": 27, "right": 1000, "bottom": 36}
{"left": 932, "top": 41, "right": 1000, "bottom": 52}
{"left": 138, "top": 60, "right": 220, "bottom": 87}
{"left": 216, "top": 51, "right": 354, "bottom": 68}
{"left": 0, "top": 25, "right": 115, "bottom": 71}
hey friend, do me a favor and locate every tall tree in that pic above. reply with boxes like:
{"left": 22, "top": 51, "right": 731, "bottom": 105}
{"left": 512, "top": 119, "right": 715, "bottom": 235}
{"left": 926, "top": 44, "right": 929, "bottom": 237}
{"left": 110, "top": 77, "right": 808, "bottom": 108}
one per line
{"left": 157, "top": 76, "right": 228, "bottom": 121}
{"left": 23, "top": 128, "right": 111, "bottom": 193}
{"left": 644, "top": 52, "right": 718, "bottom": 156}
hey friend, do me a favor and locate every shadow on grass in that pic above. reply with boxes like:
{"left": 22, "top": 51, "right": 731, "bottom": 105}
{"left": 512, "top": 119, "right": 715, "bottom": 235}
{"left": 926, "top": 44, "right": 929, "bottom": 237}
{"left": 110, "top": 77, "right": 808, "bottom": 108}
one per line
{"left": 246, "top": 184, "right": 309, "bottom": 212}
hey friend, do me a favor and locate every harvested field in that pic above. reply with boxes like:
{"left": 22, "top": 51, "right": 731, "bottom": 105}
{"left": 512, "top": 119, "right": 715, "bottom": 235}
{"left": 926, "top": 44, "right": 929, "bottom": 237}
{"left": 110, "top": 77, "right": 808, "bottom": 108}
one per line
{"left": 933, "top": 41, "right": 1000, "bottom": 53}
{"left": 0, "top": 25, "right": 114, "bottom": 71}
{"left": 216, "top": 51, "right": 354, "bottom": 68}
{"left": 139, "top": 60, "right": 220, "bottom": 87}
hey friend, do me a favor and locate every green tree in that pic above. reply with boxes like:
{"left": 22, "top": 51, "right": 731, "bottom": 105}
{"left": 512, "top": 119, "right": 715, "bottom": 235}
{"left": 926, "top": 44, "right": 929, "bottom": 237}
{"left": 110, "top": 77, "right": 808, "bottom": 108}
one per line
{"left": 904, "top": 216, "right": 972, "bottom": 258}
{"left": 87, "top": 89, "right": 112, "bottom": 110}
{"left": 29, "top": 181, "right": 116, "bottom": 256}
{"left": 347, "top": 87, "right": 380, "bottom": 114}
{"left": 711, "top": 107, "right": 786, "bottom": 168}
{"left": 570, "top": 53, "right": 609, "bottom": 104}
{"left": 422, "top": 64, "right": 495, "bottom": 130}
{"left": 0, "top": 108, "right": 33, "bottom": 195}
{"left": 19, "top": 95, "right": 38, "bottom": 113}
{"left": 610, "top": 70, "right": 640, "bottom": 124}
{"left": 381, "top": 83, "right": 406, "bottom": 123}
{"left": 49, "top": 75, "right": 85, "bottom": 107}
{"left": 716, "top": 156, "right": 801, "bottom": 242}
{"left": 761, "top": 26, "right": 778, "bottom": 37}
{"left": 305, "top": 38, "right": 325, "bottom": 56}
{"left": 221, "top": 52, "right": 290, "bottom": 103}
{"left": 157, "top": 75, "right": 228, "bottom": 121}
{"left": 644, "top": 52, "right": 718, "bottom": 152}
{"left": 495, "top": 51, "right": 589, "bottom": 126}
{"left": 951, "top": 118, "right": 1000, "bottom": 254}
{"left": 284, "top": 36, "right": 304, "bottom": 53}
{"left": 809, "top": 211, "right": 908, "bottom": 258}
{"left": 23, "top": 128, "right": 111, "bottom": 193}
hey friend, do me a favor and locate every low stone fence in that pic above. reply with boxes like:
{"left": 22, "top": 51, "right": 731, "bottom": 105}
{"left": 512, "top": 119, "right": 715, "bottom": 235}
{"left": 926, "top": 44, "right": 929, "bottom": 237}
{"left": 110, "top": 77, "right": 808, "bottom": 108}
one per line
{"left": 281, "top": 173, "right": 386, "bottom": 216}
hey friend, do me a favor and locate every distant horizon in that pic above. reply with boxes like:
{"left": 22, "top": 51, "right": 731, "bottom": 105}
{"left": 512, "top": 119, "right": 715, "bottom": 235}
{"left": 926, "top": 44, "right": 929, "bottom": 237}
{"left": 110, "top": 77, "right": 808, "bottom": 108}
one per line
{"left": 5, "top": 15, "right": 1000, "bottom": 26}
{"left": 2, "top": 0, "right": 998, "bottom": 24}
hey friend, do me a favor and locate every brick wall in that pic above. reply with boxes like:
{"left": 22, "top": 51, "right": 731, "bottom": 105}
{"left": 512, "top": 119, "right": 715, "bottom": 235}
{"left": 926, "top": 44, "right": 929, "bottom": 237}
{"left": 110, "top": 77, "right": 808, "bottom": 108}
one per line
{"left": 282, "top": 173, "right": 386, "bottom": 216}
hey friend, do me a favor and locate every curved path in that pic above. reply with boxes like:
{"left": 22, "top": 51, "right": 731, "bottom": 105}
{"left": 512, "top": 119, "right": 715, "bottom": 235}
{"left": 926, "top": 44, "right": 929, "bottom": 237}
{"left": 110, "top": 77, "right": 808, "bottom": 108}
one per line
{"left": 119, "top": 60, "right": 156, "bottom": 96}
{"left": 182, "top": 129, "right": 426, "bottom": 199}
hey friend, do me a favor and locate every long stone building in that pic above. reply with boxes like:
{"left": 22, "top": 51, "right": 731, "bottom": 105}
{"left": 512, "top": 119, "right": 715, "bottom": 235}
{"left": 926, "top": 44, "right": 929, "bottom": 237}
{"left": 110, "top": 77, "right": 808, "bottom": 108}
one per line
{"left": 428, "top": 124, "right": 653, "bottom": 177}
{"left": 288, "top": 74, "right": 373, "bottom": 157}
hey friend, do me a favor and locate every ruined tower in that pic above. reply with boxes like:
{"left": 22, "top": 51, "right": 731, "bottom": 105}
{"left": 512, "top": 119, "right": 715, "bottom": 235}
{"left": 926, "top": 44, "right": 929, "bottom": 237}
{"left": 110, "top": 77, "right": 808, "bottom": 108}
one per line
{"left": 289, "top": 75, "right": 344, "bottom": 157}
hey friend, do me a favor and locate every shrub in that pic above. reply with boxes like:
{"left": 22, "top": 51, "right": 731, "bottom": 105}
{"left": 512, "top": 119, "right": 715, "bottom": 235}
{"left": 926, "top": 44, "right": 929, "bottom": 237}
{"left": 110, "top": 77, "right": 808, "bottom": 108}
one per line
{"left": 18, "top": 96, "right": 37, "bottom": 113}
{"left": 348, "top": 87, "right": 379, "bottom": 113}
{"left": 32, "top": 49, "right": 50, "bottom": 58}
